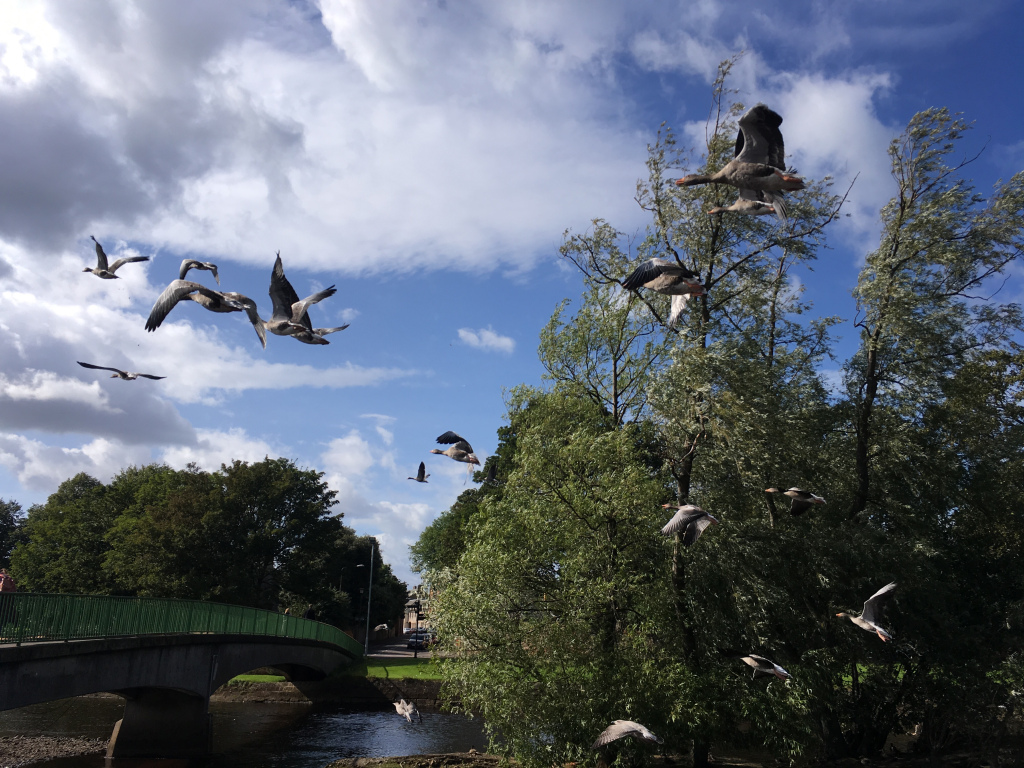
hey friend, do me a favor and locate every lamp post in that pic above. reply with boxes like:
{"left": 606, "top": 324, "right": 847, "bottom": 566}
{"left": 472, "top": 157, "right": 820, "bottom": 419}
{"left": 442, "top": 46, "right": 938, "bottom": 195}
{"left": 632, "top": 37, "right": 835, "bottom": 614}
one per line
{"left": 355, "top": 538, "right": 376, "bottom": 655}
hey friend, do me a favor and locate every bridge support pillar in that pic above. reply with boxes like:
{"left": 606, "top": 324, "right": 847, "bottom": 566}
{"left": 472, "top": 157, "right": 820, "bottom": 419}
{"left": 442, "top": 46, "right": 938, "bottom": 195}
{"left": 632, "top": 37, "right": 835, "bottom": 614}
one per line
{"left": 106, "top": 689, "right": 211, "bottom": 758}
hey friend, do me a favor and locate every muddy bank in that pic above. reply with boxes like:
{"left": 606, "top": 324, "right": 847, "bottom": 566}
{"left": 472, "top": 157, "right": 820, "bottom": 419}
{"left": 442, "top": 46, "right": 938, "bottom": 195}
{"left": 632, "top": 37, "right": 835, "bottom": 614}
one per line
{"left": 326, "top": 752, "right": 500, "bottom": 768}
{"left": 0, "top": 735, "right": 106, "bottom": 768}
{"left": 212, "top": 677, "right": 448, "bottom": 710}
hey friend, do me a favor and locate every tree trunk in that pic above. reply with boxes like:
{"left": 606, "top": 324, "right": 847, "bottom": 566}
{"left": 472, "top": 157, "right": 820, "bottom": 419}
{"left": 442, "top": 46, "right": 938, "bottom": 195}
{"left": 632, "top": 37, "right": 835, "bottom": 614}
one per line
{"left": 850, "top": 344, "right": 879, "bottom": 519}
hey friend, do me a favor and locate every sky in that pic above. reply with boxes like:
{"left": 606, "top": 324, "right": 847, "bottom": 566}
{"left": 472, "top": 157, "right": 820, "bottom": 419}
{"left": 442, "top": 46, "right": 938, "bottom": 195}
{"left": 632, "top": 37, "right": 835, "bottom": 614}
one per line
{"left": 1, "top": 0, "right": 1022, "bottom": 588}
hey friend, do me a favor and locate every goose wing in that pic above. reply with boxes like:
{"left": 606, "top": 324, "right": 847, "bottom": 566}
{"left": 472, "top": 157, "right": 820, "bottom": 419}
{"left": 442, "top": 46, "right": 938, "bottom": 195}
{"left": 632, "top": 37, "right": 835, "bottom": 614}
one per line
{"left": 77, "top": 361, "right": 126, "bottom": 376}
{"left": 660, "top": 505, "right": 704, "bottom": 536}
{"left": 146, "top": 280, "right": 233, "bottom": 332}
{"left": 312, "top": 325, "right": 350, "bottom": 336}
{"left": 269, "top": 252, "right": 303, "bottom": 323}
{"left": 592, "top": 720, "right": 662, "bottom": 748}
{"left": 735, "top": 104, "right": 785, "bottom": 170}
{"left": 680, "top": 514, "right": 717, "bottom": 547}
{"left": 107, "top": 255, "right": 150, "bottom": 273}
{"left": 179, "top": 259, "right": 220, "bottom": 284}
{"left": 415, "top": 461, "right": 427, "bottom": 481}
{"left": 222, "top": 292, "right": 267, "bottom": 349}
{"left": 90, "top": 236, "right": 108, "bottom": 270}
{"left": 290, "top": 286, "right": 337, "bottom": 325}
{"left": 861, "top": 582, "right": 897, "bottom": 625}
{"left": 136, "top": 373, "right": 167, "bottom": 380}
{"left": 436, "top": 431, "right": 474, "bottom": 453}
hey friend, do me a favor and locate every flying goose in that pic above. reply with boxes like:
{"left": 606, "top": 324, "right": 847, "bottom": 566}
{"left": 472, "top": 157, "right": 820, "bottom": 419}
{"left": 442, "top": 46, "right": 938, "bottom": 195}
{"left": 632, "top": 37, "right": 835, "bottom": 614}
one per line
{"left": 179, "top": 258, "right": 220, "bottom": 285}
{"left": 738, "top": 654, "right": 792, "bottom": 680}
{"left": 267, "top": 252, "right": 338, "bottom": 339}
{"left": 676, "top": 105, "right": 804, "bottom": 204}
{"left": 408, "top": 462, "right": 430, "bottom": 483}
{"left": 765, "top": 487, "right": 825, "bottom": 516}
{"left": 393, "top": 699, "right": 422, "bottom": 723}
{"left": 82, "top": 236, "right": 150, "bottom": 279}
{"left": 145, "top": 279, "right": 267, "bottom": 348}
{"left": 375, "top": 623, "right": 389, "bottom": 631}
{"left": 430, "top": 431, "right": 481, "bottom": 466}
{"left": 77, "top": 361, "right": 165, "bottom": 381}
{"left": 660, "top": 504, "right": 719, "bottom": 546}
{"left": 621, "top": 258, "right": 707, "bottom": 325}
{"left": 837, "top": 582, "right": 898, "bottom": 642}
{"left": 592, "top": 720, "right": 663, "bottom": 749}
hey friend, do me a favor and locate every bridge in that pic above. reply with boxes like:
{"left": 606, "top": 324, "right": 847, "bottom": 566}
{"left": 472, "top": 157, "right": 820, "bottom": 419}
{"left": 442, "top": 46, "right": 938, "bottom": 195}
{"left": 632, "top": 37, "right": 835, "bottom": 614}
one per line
{"left": 0, "top": 592, "right": 362, "bottom": 758}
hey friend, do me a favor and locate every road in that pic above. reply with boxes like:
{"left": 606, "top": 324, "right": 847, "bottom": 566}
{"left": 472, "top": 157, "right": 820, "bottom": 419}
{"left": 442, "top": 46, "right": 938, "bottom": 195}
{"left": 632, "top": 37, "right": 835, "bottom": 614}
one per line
{"left": 366, "top": 636, "right": 434, "bottom": 659}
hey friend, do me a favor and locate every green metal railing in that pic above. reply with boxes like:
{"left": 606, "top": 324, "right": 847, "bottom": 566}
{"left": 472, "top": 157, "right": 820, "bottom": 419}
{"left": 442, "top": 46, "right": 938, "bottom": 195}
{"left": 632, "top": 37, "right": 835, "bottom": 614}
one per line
{"left": 0, "top": 593, "right": 362, "bottom": 658}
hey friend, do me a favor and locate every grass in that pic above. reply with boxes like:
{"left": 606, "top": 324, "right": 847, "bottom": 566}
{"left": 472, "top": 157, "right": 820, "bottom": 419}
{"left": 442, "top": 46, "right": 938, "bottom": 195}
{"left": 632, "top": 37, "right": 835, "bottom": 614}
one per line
{"left": 341, "top": 656, "right": 445, "bottom": 680}
{"left": 227, "top": 673, "right": 287, "bottom": 684}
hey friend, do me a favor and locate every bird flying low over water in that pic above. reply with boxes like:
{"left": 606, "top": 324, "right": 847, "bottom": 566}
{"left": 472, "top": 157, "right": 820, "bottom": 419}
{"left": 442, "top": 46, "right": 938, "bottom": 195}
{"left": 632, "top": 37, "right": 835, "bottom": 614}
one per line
{"left": 145, "top": 280, "right": 267, "bottom": 348}
{"left": 82, "top": 236, "right": 149, "bottom": 279}
{"left": 738, "top": 654, "right": 792, "bottom": 680}
{"left": 77, "top": 361, "right": 165, "bottom": 381}
{"left": 765, "top": 487, "right": 826, "bottom": 516}
{"left": 676, "top": 104, "right": 803, "bottom": 220}
{"left": 430, "top": 432, "right": 481, "bottom": 466}
{"left": 393, "top": 699, "right": 421, "bottom": 723}
{"left": 592, "top": 720, "right": 663, "bottom": 749}
{"left": 837, "top": 582, "right": 898, "bottom": 642}
{"left": 408, "top": 462, "right": 430, "bottom": 483}
{"left": 179, "top": 258, "right": 220, "bottom": 285}
{"left": 660, "top": 504, "right": 719, "bottom": 546}
{"left": 267, "top": 252, "right": 339, "bottom": 341}
{"left": 621, "top": 258, "right": 706, "bottom": 326}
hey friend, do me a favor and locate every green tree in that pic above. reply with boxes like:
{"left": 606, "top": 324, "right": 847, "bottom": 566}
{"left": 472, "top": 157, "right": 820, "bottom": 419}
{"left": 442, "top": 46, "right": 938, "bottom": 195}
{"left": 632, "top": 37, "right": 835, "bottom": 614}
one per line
{"left": 0, "top": 498, "right": 22, "bottom": 568}
{"left": 10, "top": 473, "right": 119, "bottom": 593}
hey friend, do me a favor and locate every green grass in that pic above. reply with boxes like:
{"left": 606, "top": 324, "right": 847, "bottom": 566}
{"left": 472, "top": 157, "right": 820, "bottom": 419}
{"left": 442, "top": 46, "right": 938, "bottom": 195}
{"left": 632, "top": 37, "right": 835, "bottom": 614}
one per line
{"left": 341, "top": 657, "right": 444, "bottom": 680}
{"left": 227, "top": 673, "right": 287, "bottom": 684}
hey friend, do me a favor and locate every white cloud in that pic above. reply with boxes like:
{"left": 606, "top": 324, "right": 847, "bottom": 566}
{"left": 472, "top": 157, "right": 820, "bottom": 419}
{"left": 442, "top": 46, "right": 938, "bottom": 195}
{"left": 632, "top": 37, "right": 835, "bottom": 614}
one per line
{"left": 160, "top": 428, "right": 279, "bottom": 472}
{"left": 0, "top": 433, "right": 150, "bottom": 491}
{"left": 457, "top": 326, "right": 515, "bottom": 354}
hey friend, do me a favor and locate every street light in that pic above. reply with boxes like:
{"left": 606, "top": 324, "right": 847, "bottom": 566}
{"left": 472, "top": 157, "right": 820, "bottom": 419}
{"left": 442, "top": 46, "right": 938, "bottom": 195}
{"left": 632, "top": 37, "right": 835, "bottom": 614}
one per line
{"left": 355, "top": 537, "right": 376, "bottom": 655}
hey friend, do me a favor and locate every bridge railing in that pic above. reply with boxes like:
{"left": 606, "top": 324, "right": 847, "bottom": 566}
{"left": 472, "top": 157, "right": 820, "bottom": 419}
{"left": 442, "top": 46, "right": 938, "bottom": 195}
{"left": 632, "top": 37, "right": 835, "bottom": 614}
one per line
{"left": 0, "top": 593, "right": 362, "bottom": 657}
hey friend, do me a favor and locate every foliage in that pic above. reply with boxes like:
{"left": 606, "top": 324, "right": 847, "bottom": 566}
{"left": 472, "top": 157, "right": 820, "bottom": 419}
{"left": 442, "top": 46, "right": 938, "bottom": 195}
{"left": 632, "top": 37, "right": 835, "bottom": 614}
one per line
{"left": 0, "top": 498, "right": 23, "bottom": 568}
{"left": 8, "top": 458, "right": 407, "bottom": 631}
{"left": 422, "top": 61, "right": 1024, "bottom": 766}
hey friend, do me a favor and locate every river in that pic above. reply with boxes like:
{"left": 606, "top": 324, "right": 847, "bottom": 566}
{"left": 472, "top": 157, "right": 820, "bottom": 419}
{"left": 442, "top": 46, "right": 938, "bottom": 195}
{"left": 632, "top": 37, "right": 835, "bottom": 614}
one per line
{"left": 0, "top": 697, "right": 489, "bottom": 768}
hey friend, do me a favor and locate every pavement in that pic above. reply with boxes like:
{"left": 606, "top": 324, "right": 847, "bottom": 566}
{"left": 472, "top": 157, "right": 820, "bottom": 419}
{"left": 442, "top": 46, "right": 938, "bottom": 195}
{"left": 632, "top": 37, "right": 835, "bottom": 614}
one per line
{"left": 366, "top": 636, "right": 434, "bottom": 659}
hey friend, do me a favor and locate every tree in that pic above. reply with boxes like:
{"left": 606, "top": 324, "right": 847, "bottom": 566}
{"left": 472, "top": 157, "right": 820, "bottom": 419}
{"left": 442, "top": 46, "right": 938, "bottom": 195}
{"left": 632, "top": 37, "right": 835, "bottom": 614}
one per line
{"left": 10, "top": 473, "right": 119, "bottom": 593}
{"left": 0, "top": 498, "right": 23, "bottom": 568}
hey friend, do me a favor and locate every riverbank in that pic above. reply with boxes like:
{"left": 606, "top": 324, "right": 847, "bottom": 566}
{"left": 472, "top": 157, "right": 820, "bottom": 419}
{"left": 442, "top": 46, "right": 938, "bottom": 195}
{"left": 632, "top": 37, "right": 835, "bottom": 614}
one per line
{"left": 212, "top": 677, "right": 448, "bottom": 710}
{"left": 0, "top": 735, "right": 105, "bottom": 767}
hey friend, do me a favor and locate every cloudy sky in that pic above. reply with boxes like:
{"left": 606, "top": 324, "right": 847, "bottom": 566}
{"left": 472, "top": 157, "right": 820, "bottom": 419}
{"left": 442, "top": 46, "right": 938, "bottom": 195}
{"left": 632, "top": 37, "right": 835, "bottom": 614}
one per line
{"left": 1, "top": 0, "right": 1022, "bottom": 587}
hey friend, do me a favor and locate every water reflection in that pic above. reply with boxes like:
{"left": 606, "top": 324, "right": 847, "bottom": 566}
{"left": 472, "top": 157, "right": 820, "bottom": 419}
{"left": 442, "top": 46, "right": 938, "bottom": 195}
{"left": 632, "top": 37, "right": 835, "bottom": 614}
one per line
{"left": 2, "top": 699, "right": 488, "bottom": 768}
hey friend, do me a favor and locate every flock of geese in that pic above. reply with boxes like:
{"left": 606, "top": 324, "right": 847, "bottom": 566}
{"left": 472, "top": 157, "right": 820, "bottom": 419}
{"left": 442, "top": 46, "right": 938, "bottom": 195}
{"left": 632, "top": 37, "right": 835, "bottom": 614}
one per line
{"left": 78, "top": 103, "right": 896, "bottom": 751}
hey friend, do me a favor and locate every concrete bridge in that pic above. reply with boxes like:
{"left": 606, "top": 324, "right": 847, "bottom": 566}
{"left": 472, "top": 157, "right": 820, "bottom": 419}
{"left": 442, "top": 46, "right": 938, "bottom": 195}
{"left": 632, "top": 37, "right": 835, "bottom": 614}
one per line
{"left": 0, "top": 593, "right": 362, "bottom": 758}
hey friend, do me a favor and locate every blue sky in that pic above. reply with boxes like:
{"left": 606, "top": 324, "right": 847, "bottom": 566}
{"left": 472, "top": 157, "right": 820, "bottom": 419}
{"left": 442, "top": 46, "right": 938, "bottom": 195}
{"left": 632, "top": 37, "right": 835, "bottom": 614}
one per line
{"left": 1, "top": 1, "right": 1022, "bottom": 587}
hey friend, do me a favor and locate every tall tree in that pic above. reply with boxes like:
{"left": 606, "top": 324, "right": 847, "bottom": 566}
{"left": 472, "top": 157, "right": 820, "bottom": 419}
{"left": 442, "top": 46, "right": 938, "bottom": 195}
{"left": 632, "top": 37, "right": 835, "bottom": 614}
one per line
{"left": 0, "top": 498, "right": 22, "bottom": 568}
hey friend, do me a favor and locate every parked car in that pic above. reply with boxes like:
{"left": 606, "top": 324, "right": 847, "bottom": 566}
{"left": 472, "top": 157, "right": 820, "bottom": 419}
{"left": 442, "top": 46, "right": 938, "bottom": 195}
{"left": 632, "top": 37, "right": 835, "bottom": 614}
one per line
{"left": 407, "top": 631, "right": 436, "bottom": 650}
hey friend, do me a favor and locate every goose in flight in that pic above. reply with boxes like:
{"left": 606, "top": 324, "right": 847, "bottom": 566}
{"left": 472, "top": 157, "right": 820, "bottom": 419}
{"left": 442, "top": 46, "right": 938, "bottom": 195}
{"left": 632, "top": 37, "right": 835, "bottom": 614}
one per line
{"left": 77, "top": 361, "right": 165, "bottom": 381}
{"left": 837, "top": 582, "right": 898, "bottom": 642}
{"left": 408, "top": 462, "right": 430, "bottom": 483}
{"left": 83, "top": 236, "right": 150, "bottom": 279}
{"left": 621, "top": 258, "right": 706, "bottom": 325}
{"left": 660, "top": 504, "right": 719, "bottom": 546}
{"left": 179, "top": 258, "right": 220, "bottom": 285}
{"left": 267, "top": 252, "right": 338, "bottom": 339}
{"left": 676, "top": 105, "right": 804, "bottom": 206}
{"left": 145, "top": 279, "right": 267, "bottom": 348}
{"left": 738, "top": 654, "right": 792, "bottom": 680}
{"left": 592, "top": 720, "right": 663, "bottom": 749}
{"left": 430, "top": 431, "right": 481, "bottom": 466}
{"left": 765, "top": 487, "right": 825, "bottom": 516}
{"left": 393, "top": 699, "right": 422, "bottom": 723}
{"left": 375, "top": 623, "right": 389, "bottom": 631}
